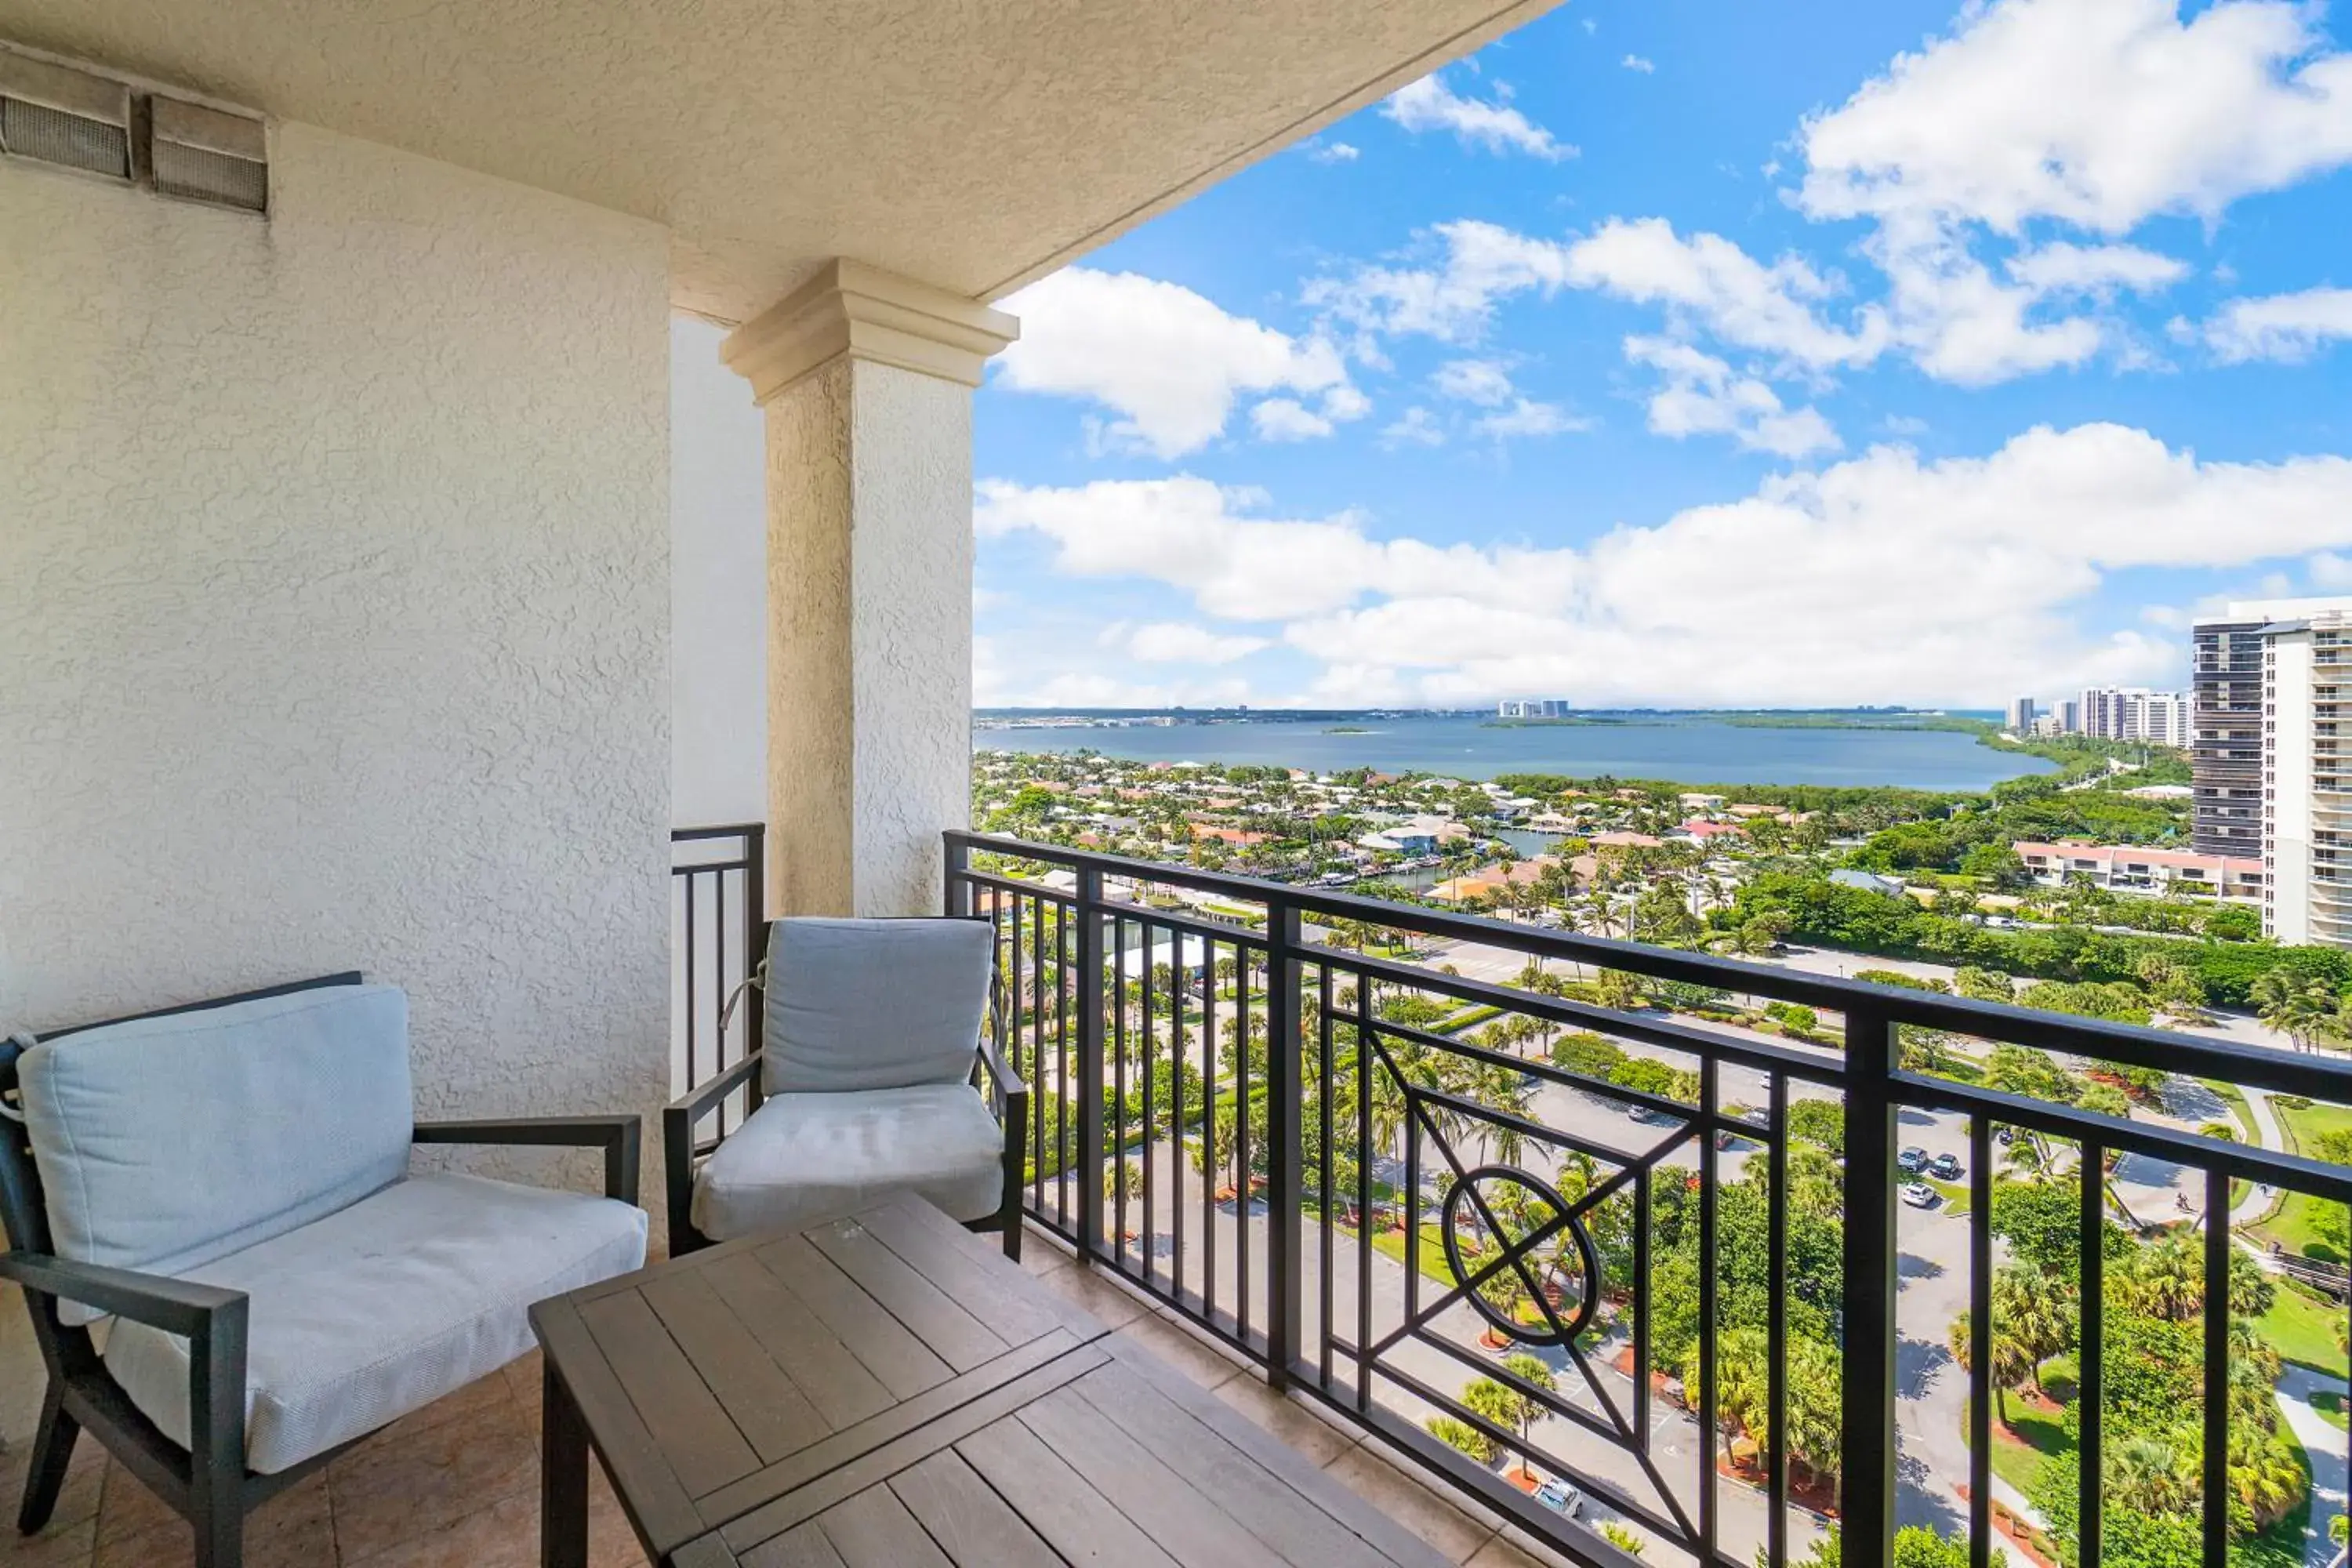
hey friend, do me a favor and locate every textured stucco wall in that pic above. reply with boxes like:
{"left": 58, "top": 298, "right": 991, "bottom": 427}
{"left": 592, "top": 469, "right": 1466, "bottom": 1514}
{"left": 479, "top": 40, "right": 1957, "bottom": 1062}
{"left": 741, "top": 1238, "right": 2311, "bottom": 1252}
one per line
{"left": 0, "top": 124, "right": 674, "bottom": 1195}
{"left": 762, "top": 357, "right": 971, "bottom": 916}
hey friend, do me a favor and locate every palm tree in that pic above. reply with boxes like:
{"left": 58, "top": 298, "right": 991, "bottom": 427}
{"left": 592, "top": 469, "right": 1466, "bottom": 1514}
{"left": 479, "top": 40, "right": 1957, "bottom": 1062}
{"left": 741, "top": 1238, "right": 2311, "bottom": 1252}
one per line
{"left": 2117, "top": 1231, "right": 2201, "bottom": 1321}
{"left": 1991, "top": 1262, "right": 2073, "bottom": 1396}
{"left": 2231, "top": 1429, "right": 2309, "bottom": 1527}
{"left": 1948, "top": 1309, "right": 2034, "bottom": 1424}
{"left": 2252, "top": 966, "right": 2332, "bottom": 1052}
{"left": 1494, "top": 1354, "right": 1557, "bottom": 1479}
{"left": 2107, "top": 1434, "right": 2193, "bottom": 1515}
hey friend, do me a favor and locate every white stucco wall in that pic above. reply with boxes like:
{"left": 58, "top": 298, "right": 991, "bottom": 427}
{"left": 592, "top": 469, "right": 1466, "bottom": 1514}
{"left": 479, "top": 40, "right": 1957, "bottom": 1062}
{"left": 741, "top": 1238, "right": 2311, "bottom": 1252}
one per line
{"left": 0, "top": 123, "right": 673, "bottom": 1193}
{"left": 670, "top": 317, "right": 769, "bottom": 830}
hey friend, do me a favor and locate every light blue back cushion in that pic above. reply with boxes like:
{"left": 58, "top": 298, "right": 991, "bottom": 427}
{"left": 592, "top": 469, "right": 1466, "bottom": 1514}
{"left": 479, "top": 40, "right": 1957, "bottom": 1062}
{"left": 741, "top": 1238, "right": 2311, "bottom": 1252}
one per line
{"left": 20, "top": 984, "right": 415, "bottom": 1313}
{"left": 764, "top": 918, "right": 994, "bottom": 1094}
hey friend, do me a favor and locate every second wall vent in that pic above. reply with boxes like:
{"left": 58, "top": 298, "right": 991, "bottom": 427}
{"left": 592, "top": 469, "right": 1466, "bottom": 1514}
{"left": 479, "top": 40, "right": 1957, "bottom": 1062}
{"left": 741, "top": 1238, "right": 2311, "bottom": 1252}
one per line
{"left": 150, "top": 97, "right": 266, "bottom": 212}
{"left": 0, "top": 50, "right": 132, "bottom": 183}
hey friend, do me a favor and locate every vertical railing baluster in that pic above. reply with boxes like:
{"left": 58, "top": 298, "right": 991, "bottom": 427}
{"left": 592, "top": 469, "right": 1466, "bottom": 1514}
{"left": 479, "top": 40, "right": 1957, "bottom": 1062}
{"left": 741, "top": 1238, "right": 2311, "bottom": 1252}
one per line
{"left": 1767, "top": 1075, "right": 1788, "bottom": 1568}
{"left": 1319, "top": 960, "right": 1334, "bottom": 1391}
{"left": 1142, "top": 924, "right": 1158, "bottom": 1290}
{"left": 745, "top": 827, "right": 764, "bottom": 1117}
{"left": 1238, "top": 938, "right": 1253, "bottom": 1345}
{"left": 1077, "top": 869, "right": 1106, "bottom": 1261}
{"left": 1840, "top": 1001, "right": 1900, "bottom": 1568}
{"left": 2080, "top": 1138, "right": 2104, "bottom": 1568}
{"left": 1356, "top": 964, "right": 1374, "bottom": 1413}
{"left": 1113, "top": 913, "right": 1129, "bottom": 1265}
{"left": 2201, "top": 1164, "right": 2228, "bottom": 1568}
{"left": 1969, "top": 1116, "right": 1992, "bottom": 1568}
{"left": 1699, "top": 1055, "right": 1719, "bottom": 1562}
{"left": 1268, "top": 897, "right": 1304, "bottom": 1387}
{"left": 1634, "top": 1166, "right": 1652, "bottom": 1446}
{"left": 1203, "top": 937, "right": 1219, "bottom": 1319}
{"left": 1170, "top": 920, "right": 1186, "bottom": 1307}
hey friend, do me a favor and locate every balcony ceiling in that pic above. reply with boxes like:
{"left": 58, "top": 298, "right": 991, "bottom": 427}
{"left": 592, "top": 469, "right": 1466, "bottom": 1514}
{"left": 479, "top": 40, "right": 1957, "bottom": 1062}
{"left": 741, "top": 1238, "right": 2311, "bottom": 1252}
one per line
{"left": 0, "top": 0, "right": 1555, "bottom": 322}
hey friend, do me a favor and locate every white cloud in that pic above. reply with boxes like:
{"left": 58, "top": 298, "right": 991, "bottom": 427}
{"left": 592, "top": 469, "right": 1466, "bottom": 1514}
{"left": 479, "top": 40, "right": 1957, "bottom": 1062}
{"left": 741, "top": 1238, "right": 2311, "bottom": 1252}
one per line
{"left": 1796, "top": 0, "right": 2352, "bottom": 235}
{"left": 2203, "top": 287, "right": 2352, "bottom": 362}
{"left": 1320, "top": 384, "right": 1374, "bottom": 423}
{"left": 974, "top": 475, "right": 1579, "bottom": 622}
{"left": 1559, "top": 218, "right": 1888, "bottom": 368}
{"left": 1116, "top": 622, "right": 1273, "bottom": 664}
{"left": 1307, "top": 140, "right": 1361, "bottom": 164}
{"left": 1621, "top": 54, "right": 1655, "bottom": 74}
{"left": 1381, "top": 407, "right": 1447, "bottom": 448}
{"left": 1014, "top": 672, "right": 1255, "bottom": 709}
{"left": 1431, "top": 358, "right": 1515, "bottom": 406}
{"left": 2311, "top": 551, "right": 2352, "bottom": 590}
{"left": 984, "top": 426, "right": 2352, "bottom": 706}
{"left": 1305, "top": 220, "right": 1579, "bottom": 344}
{"left": 1381, "top": 72, "right": 1576, "bottom": 162}
{"left": 1622, "top": 336, "right": 1842, "bottom": 459}
{"left": 995, "top": 267, "right": 1352, "bottom": 458}
{"left": 1882, "top": 414, "right": 1929, "bottom": 436}
{"left": 1250, "top": 398, "right": 1334, "bottom": 441}
{"left": 2005, "top": 241, "right": 2189, "bottom": 296}
{"left": 1475, "top": 398, "right": 1589, "bottom": 441}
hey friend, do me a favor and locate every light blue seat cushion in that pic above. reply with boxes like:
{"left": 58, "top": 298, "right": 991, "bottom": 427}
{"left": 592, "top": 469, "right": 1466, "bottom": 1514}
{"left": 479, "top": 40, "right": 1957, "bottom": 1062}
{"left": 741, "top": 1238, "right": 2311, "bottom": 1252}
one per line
{"left": 17, "top": 984, "right": 414, "bottom": 1324}
{"left": 691, "top": 1084, "right": 1002, "bottom": 1241}
{"left": 104, "top": 1172, "right": 648, "bottom": 1472}
{"left": 763, "top": 917, "right": 994, "bottom": 1096}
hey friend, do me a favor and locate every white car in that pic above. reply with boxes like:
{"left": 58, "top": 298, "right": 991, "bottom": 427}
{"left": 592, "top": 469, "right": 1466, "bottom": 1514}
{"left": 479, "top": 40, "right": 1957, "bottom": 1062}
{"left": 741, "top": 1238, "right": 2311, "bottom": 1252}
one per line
{"left": 1533, "top": 1477, "right": 1583, "bottom": 1518}
{"left": 1900, "top": 1182, "right": 1937, "bottom": 1209}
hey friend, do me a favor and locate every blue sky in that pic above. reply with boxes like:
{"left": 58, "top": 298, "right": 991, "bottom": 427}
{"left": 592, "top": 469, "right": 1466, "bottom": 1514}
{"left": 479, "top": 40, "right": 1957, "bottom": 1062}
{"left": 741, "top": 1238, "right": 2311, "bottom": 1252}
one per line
{"left": 969, "top": 0, "right": 2352, "bottom": 712}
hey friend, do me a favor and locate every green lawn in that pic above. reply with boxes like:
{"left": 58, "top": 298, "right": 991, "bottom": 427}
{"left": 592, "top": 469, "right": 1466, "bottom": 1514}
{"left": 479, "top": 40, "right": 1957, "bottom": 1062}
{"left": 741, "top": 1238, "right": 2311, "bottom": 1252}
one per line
{"left": 2252, "top": 1098, "right": 2352, "bottom": 1265}
{"left": 1923, "top": 1177, "right": 1972, "bottom": 1217}
{"left": 2313, "top": 1389, "right": 2349, "bottom": 1432}
{"left": 2257, "top": 1284, "right": 2350, "bottom": 1379}
{"left": 1962, "top": 1394, "right": 2072, "bottom": 1497}
{"left": 2202, "top": 1079, "right": 2257, "bottom": 1207}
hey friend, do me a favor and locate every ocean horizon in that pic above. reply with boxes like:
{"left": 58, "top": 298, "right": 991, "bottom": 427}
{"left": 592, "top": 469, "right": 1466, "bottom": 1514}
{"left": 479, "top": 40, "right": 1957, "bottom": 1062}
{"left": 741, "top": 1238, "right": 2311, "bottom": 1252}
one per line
{"left": 972, "top": 711, "right": 2059, "bottom": 792}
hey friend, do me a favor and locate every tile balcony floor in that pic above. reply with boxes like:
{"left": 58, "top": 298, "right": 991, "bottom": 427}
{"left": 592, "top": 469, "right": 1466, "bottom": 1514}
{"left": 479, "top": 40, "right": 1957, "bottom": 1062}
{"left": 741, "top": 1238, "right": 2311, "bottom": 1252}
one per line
{"left": 1, "top": 1227, "right": 1576, "bottom": 1568}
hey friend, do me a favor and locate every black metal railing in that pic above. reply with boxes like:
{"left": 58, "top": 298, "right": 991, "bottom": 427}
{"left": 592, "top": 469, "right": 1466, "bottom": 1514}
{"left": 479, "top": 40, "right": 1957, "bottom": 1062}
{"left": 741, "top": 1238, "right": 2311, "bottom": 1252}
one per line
{"left": 672, "top": 824, "right": 764, "bottom": 1134}
{"left": 946, "top": 828, "right": 2352, "bottom": 1568}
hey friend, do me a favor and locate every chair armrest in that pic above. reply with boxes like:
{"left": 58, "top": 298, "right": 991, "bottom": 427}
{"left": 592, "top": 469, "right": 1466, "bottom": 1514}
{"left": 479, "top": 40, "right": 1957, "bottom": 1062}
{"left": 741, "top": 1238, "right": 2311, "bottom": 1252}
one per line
{"left": 412, "top": 1116, "right": 641, "bottom": 1206}
{"left": 974, "top": 1028, "right": 1029, "bottom": 1123}
{"left": 662, "top": 1051, "right": 762, "bottom": 1134}
{"left": 2, "top": 1250, "right": 252, "bottom": 1479}
{"left": 0, "top": 1250, "right": 245, "bottom": 1337}
{"left": 662, "top": 1052, "right": 763, "bottom": 1255}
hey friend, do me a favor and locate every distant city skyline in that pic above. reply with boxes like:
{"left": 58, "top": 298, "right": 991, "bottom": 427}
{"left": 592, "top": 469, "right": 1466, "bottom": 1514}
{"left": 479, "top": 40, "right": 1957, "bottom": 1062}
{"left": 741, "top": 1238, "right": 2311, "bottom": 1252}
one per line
{"left": 957, "top": 0, "right": 2352, "bottom": 711}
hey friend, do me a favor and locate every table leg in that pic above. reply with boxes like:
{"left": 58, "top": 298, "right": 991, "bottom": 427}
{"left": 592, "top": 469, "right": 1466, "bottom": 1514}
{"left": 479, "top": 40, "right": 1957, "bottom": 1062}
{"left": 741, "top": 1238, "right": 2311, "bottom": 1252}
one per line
{"left": 543, "top": 1359, "right": 590, "bottom": 1568}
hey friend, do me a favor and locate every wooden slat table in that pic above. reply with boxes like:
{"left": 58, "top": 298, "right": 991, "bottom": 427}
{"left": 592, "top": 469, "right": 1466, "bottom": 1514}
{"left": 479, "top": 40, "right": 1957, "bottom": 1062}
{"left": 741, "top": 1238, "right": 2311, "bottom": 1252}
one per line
{"left": 531, "top": 1196, "right": 1447, "bottom": 1568}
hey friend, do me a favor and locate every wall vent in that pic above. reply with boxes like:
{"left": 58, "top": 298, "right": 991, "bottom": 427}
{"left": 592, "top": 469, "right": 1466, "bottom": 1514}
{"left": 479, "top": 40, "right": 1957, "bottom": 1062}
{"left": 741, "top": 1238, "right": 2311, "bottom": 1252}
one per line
{"left": 0, "top": 50, "right": 132, "bottom": 183}
{"left": 149, "top": 97, "right": 265, "bottom": 212}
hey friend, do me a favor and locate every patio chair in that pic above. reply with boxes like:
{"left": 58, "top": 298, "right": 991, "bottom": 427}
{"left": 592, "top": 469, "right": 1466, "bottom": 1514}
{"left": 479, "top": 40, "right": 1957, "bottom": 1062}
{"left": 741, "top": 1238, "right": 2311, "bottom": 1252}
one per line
{"left": 0, "top": 972, "right": 648, "bottom": 1568}
{"left": 665, "top": 916, "right": 1028, "bottom": 1259}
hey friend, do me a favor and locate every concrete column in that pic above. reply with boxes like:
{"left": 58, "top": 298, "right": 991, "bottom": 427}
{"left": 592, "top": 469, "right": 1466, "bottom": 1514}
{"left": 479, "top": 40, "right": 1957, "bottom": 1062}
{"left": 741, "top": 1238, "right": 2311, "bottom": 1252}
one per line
{"left": 721, "top": 261, "right": 1018, "bottom": 916}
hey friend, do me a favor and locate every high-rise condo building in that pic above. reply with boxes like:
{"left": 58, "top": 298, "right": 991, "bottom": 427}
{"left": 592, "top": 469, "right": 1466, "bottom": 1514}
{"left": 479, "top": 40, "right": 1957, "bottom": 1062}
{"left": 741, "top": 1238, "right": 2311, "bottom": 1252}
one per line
{"left": 2057, "top": 698, "right": 2082, "bottom": 735}
{"left": 2078, "top": 686, "right": 2190, "bottom": 745}
{"left": 2003, "top": 697, "right": 2036, "bottom": 733}
{"left": 2193, "top": 597, "right": 2352, "bottom": 946}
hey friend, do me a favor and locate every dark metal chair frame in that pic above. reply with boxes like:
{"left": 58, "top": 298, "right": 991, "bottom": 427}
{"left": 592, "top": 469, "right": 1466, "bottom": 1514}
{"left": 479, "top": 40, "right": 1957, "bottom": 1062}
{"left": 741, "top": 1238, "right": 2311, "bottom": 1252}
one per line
{"left": 0, "top": 971, "right": 643, "bottom": 1568}
{"left": 664, "top": 918, "right": 1029, "bottom": 1261}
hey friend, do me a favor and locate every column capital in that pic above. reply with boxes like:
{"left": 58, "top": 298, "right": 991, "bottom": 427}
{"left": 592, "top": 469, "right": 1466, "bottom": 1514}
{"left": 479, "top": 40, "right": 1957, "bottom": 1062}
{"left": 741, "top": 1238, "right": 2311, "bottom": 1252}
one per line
{"left": 721, "top": 259, "right": 1019, "bottom": 404}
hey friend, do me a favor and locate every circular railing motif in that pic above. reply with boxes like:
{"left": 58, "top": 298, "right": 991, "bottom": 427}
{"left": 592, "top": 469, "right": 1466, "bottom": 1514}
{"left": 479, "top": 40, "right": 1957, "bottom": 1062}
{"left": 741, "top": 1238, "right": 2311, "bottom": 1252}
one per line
{"left": 1439, "top": 1164, "right": 1599, "bottom": 1348}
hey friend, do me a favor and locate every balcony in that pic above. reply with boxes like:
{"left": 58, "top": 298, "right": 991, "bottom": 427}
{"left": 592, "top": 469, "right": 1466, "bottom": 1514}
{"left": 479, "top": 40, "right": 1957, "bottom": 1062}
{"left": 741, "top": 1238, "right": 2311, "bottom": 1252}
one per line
{"left": 922, "top": 829, "right": 2352, "bottom": 1568}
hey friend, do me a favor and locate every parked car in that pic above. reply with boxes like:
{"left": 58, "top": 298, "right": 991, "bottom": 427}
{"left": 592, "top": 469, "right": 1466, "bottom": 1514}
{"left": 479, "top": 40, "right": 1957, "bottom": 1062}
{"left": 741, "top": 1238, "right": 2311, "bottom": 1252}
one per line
{"left": 1927, "top": 1152, "right": 1962, "bottom": 1181}
{"left": 1896, "top": 1146, "right": 1929, "bottom": 1175}
{"left": 1901, "top": 1182, "right": 1937, "bottom": 1209}
{"left": 1994, "top": 1127, "right": 2015, "bottom": 1147}
{"left": 1534, "top": 1478, "right": 1584, "bottom": 1519}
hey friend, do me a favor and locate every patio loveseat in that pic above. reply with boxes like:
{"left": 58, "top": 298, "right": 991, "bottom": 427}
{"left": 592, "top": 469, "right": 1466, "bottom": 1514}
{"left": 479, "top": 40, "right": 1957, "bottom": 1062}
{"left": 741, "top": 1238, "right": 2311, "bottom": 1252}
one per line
{"left": 0, "top": 972, "right": 648, "bottom": 1568}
